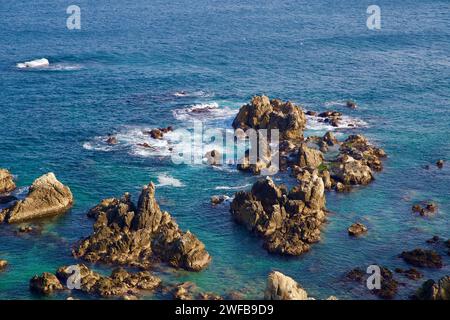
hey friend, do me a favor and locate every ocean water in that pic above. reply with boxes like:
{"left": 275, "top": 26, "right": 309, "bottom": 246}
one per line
{"left": 0, "top": 0, "right": 449, "bottom": 300}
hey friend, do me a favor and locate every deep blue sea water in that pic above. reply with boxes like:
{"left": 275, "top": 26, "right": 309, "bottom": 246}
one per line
{"left": 0, "top": 0, "right": 449, "bottom": 299}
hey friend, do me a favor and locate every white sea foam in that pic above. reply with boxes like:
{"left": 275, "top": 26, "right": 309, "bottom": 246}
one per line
{"left": 214, "top": 183, "right": 252, "bottom": 190}
{"left": 173, "top": 90, "right": 214, "bottom": 98}
{"left": 172, "top": 102, "right": 236, "bottom": 121}
{"left": 155, "top": 173, "right": 184, "bottom": 187}
{"left": 324, "top": 100, "right": 348, "bottom": 108}
{"left": 306, "top": 114, "right": 367, "bottom": 132}
{"left": 16, "top": 58, "right": 49, "bottom": 69}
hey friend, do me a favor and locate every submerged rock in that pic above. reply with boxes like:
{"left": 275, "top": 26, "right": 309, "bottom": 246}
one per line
{"left": 395, "top": 268, "right": 423, "bottom": 280}
{"left": 170, "top": 282, "right": 222, "bottom": 300}
{"left": 1, "top": 173, "right": 73, "bottom": 224}
{"left": 232, "top": 95, "right": 307, "bottom": 142}
{"left": 348, "top": 222, "right": 368, "bottom": 236}
{"left": 414, "top": 276, "right": 449, "bottom": 300}
{"left": 265, "top": 271, "right": 308, "bottom": 300}
{"left": 400, "top": 249, "right": 443, "bottom": 268}
{"left": 0, "top": 169, "right": 16, "bottom": 193}
{"left": 230, "top": 174, "right": 326, "bottom": 256}
{"left": 106, "top": 136, "right": 118, "bottom": 145}
{"left": 346, "top": 266, "right": 399, "bottom": 299}
{"left": 74, "top": 182, "right": 211, "bottom": 271}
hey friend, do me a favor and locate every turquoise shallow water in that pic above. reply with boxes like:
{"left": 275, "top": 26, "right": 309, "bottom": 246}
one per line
{"left": 0, "top": 0, "right": 449, "bottom": 299}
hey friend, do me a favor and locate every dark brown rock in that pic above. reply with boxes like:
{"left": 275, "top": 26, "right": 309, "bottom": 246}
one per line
{"left": 436, "top": 160, "right": 444, "bottom": 168}
{"left": 400, "top": 249, "right": 443, "bottom": 268}
{"left": 414, "top": 276, "right": 449, "bottom": 300}
{"left": 348, "top": 223, "right": 368, "bottom": 236}
{"left": 395, "top": 268, "right": 423, "bottom": 280}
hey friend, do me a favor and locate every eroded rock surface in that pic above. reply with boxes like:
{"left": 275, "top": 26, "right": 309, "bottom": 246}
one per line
{"left": 74, "top": 183, "right": 211, "bottom": 271}
{"left": 1, "top": 173, "right": 73, "bottom": 224}
{"left": 230, "top": 173, "right": 326, "bottom": 256}
{"left": 0, "top": 169, "right": 15, "bottom": 193}
{"left": 414, "top": 276, "right": 449, "bottom": 300}
{"left": 265, "top": 271, "right": 308, "bottom": 300}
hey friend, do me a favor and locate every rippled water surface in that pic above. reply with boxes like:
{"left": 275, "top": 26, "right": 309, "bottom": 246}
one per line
{"left": 0, "top": 0, "right": 449, "bottom": 299}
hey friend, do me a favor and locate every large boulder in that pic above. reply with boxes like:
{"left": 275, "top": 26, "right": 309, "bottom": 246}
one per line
{"left": 332, "top": 155, "right": 373, "bottom": 185}
{"left": 230, "top": 173, "right": 326, "bottom": 256}
{"left": 297, "top": 144, "right": 324, "bottom": 169}
{"left": 74, "top": 182, "right": 211, "bottom": 271}
{"left": 232, "top": 96, "right": 306, "bottom": 142}
{"left": 1, "top": 173, "right": 73, "bottom": 223}
{"left": 415, "top": 276, "right": 449, "bottom": 300}
{"left": 0, "top": 169, "right": 15, "bottom": 193}
{"left": 265, "top": 271, "right": 308, "bottom": 300}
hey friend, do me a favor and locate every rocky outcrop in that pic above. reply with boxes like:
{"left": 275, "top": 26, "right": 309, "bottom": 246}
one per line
{"left": 230, "top": 173, "right": 326, "bottom": 256}
{"left": 1, "top": 173, "right": 73, "bottom": 224}
{"left": 414, "top": 276, "right": 449, "bottom": 300}
{"left": 412, "top": 202, "right": 438, "bottom": 216}
{"left": 332, "top": 155, "right": 373, "bottom": 186}
{"left": 30, "top": 264, "right": 161, "bottom": 298}
{"left": 296, "top": 144, "right": 324, "bottom": 169}
{"left": 144, "top": 126, "right": 173, "bottom": 140}
{"left": 265, "top": 271, "right": 308, "bottom": 300}
{"left": 74, "top": 182, "right": 211, "bottom": 271}
{"left": 339, "top": 135, "right": 386, "bottom": 172}
{"left": 348, "top": 222, "right": 367, "bottom": 236}
{"left": 232, "top": 96, "right": 306, "bottom": 142}
{"left": 400, "top": 249, "right": 442, "bottom": 268}
{"left": 30, "top": 272, "right": 64, "bottom": 294}
{"left": 0, "top": 169, "right": 15, "bottom": 193}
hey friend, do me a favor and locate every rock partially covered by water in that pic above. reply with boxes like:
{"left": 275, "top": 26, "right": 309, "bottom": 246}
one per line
{"left": 56, "top": 264, "right": 161, "bottom": 297}
{"left": 232, "top": 96, "right": 306, "bottom": 142}
{"left": 170, "top": 282, "right": 222, "bottom": 300}
{"left": 0, "top": 259, "right": 8, "bottom": 271}
{"left": 265, "top": 271, "right": 308, "bottom": 300}
{"left": 348, "top": 222, "right": 367, "bottom": 236}
{"left": 74, "top": 182, "right": 211, "bottom": 271}
{"left": 400, "top": 249, "right": 443, "bottom": 268}
{"left": 230, "top": 173, "right": 326, "bottom": 256}
{"left": 332, "top": 155, "right": 373, "bottom": 186}
{"left": 339, "top": 134, "right": 386, "bottom": 172}
{"left": 346, "top": 266, "right": 399, "bottom": 299}
{"left": 30, "top": 272, "right": 64, "bottom": 295}
{"left": 414, "top": 276, "right": 449, "bottom": 300}
{"left": 1, "top": 173, "right": 73, "bottom": 224}
{"left": 0, "top": 169, "right": 16, "bottom": 193}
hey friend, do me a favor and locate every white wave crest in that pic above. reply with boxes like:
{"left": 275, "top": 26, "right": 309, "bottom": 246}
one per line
{"left": 16, "top": 58, "right": 49, "bottom": 69}
{"left": 172, "top": 102, "right": 236, "bottom": 121}
{"left": 306, "top": 114, "right": 367, "bottom": 132}
{"left": 155, "top": 173, "right": 184, "bottom": 187}
{"left": 214, "top": 183, "right": 252, "bottom": 190}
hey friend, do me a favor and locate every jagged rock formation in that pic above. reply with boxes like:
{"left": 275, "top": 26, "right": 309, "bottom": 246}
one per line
{"left": 230, "top": 173, "right": 326, "bottom": 256}
{"left": 74, "top": 182, "right": 211, "bottom": 271}
{"left": 0, "top": 169, "right": 15, "bottom": 193}
{"left": 0, "top": 173, "right": 73, "bottom": 224}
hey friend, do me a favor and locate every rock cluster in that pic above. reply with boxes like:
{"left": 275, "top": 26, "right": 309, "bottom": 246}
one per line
{"left": 0, "top": 173, "right": 73, "bottom": 224}
{"left": 0, "top": 169, "right": 15, "bottom": 193}
{"left": 400, "top": 249, "right": 443, "bottom": 268}
{"left": 412, "top": 202, "right": 438, "bottom": 216}
{"left": 230, "top": 173, "right": 326, "bottom": 256}
{"left": 144, "top": 126, "right": 174, "bottom": 140}
{"left": 170, "top": 282, "right": 222, "bottom": 300}
{"left": 232, "top": 95, "right": 306, "bottom": 142}
{"left": 30, "top": 264, "right": 161, "bottom": 297}
{"left": 74, "top": 182, "right": 211, "bottom": 271}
